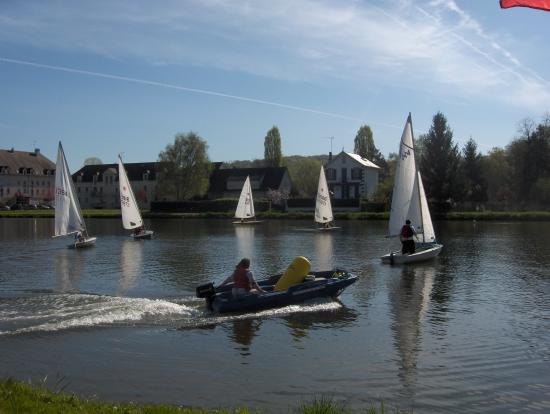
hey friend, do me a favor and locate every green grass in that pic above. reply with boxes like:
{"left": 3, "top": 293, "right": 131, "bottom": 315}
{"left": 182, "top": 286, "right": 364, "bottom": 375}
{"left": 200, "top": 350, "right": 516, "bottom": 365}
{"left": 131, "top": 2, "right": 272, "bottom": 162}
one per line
{"left": 0, "top": 379, "right": 396, "bottom": 414}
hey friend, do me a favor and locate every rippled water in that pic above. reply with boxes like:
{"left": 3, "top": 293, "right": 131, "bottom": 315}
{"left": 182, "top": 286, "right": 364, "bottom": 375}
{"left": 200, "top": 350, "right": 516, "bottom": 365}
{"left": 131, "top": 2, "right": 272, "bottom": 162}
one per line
{"left": 1, "top": 218, "right": 549, "bottom": 413}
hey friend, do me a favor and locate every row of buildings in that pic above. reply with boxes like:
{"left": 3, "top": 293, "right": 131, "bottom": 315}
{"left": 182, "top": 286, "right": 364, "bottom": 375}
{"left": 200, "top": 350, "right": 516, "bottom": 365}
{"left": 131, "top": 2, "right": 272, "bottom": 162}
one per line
{"left": 0, "top": 148, "right": 380, "bottom": 209}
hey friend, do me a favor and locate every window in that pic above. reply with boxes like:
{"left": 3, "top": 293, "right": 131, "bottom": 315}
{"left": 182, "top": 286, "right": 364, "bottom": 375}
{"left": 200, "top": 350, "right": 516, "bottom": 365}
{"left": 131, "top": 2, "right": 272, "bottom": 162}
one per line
{"left": 351, "top": 168, "right": 362, "bottom": 180}
{"left": 341, "top": 168, "right": 347, "bottom": 181}
{"left": 326, "top": 168, "right": 336, "bottom": 180}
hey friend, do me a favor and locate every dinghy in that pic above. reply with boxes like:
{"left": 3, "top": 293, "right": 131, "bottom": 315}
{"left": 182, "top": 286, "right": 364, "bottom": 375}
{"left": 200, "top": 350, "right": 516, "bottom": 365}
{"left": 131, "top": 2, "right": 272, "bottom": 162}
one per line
{"left": 381, "top": 114, "right": 443, "bottom": 264}
{"left": 315, "top": 166, "right": 339, "bottom": 230}
{"left": 54, "top": 142, "right": 96, "bottom": 249}
{"left": 118, "top": 155, "right": 153, "bottom": 240}
{"left": 233, "top": 176, "right": 263, "bottom": 224}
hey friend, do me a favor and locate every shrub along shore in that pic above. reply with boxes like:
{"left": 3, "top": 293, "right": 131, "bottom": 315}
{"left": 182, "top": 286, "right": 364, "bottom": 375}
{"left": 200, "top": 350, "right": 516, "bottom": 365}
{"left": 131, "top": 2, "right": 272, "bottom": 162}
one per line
{"left": 1, "top": 209, "right": 550, "bottom": 221}
{"left": 0, "top": 379, "right": 388, "bottom": 414}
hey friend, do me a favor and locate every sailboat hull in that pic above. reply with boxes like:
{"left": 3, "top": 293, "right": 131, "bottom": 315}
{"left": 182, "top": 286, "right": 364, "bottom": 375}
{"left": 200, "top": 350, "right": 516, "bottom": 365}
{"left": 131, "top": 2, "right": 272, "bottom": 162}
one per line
{"left": 381, "top": 243, "right": 443, "bottom": 264}
{"left": 232, "top": 220, "right": 263, "bottom": 225}
{"left": 132, "top": 230, "right": 154, "bottom": 240}
{"left": 69, "top": 237, "right": 97, "bottom": 249}
{"left": 316, "top": 225, "right": 340, "bottom": 231}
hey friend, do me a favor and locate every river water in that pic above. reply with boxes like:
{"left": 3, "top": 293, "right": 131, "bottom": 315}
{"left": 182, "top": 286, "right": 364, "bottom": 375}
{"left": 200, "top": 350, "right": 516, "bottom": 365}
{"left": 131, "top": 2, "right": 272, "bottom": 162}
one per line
{"left": 0, "top": 218, "right": 549, "bottom": 413}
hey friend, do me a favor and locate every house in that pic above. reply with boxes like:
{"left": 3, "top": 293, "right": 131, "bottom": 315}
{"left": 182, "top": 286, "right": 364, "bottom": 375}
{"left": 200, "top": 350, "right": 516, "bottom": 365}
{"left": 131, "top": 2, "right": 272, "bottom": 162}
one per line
{"left": 72, "top": 162, "right": 159, "bottom": 209}
{"left": 324, "top": 151, "right": 380, "bottom": 199}
{"left": 0, "top": 148, "right": 56, "bottom": 205}
{"left": 208, "top": 165, "right": 292, "bottom": 199}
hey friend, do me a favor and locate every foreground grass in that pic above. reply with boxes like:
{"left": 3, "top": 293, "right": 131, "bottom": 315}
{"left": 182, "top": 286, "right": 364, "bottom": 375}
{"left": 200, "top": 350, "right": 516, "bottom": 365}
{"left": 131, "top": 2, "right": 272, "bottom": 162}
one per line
{"left": 0, "top": 379, "right": 393, "bottom": 414}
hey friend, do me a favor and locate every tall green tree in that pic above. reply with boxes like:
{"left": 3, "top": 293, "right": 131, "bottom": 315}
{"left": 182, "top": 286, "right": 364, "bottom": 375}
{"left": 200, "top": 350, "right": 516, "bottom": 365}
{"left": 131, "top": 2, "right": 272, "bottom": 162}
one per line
{"left": 507, "top": 118, "right": 550, "bottom": 204}
{"left": 483, "top": 147, "right": 513, "bottom": 208}
{"left": 460, "top": 138, "right": 487, "bottom": 206}
{"left": 157, "top": 132, "right": 211, "bottom": 200}
{"left": 419, "top": 112, "right": 462, "bottom": 209}
{"left": 264, "top": 126, "right": 282, "bottom": 167}
{"left": 353, "top": 125, "right": 386, "bottom": 169}
{"left": 285, "top": 156, "right": 322, "bottom": 197}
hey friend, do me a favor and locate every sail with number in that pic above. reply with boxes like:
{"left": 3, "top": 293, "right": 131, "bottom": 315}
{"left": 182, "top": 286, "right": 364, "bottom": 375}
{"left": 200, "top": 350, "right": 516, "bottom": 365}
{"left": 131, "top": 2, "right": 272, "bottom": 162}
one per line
{"left": 235, "top": 176, "right": 255, "bottom": 219}
{"left": 118, "top": 155, "right": 143, "bottom": 230}
{"left": 54, "top": 142, "right": 86, "bottom": 237}
{"left": 315, "top": 166, "right": 333, "bottom": 224}
{"left": 388, "top": 114, "right": 435, "bottom": 243}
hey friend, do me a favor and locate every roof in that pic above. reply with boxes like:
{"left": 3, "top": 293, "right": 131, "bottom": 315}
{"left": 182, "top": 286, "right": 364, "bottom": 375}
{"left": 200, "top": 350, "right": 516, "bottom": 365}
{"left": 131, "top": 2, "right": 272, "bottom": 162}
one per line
{"left": 328, "top": 152, "right": 380, "bottom": 169}
{"left": 72, "top": 162, "right": 159, "bottom": 183}
{"left": 0, "top": 148, "right": 55, "bottom": 174}
{"left": 209, "top": 167, "right": 288, "bottom": 193}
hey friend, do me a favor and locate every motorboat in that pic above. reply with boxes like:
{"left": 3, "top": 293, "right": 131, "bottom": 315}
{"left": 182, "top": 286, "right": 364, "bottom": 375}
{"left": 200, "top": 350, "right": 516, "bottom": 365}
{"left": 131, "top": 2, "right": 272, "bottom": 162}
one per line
{"left": 196, "top": 269, "right": 357, "bottom": 314}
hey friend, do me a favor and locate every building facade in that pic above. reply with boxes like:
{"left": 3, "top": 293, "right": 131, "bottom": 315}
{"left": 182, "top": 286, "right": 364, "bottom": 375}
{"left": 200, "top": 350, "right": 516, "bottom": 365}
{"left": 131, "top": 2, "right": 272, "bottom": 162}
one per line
{"left": 72, "top": 163, "right": 158, "bottom": 209}
{"left": 0, "top": 148, "right": 56, "bottom": 205}
{"left": 324, "top": 151, "right": 380, "bottom": 199}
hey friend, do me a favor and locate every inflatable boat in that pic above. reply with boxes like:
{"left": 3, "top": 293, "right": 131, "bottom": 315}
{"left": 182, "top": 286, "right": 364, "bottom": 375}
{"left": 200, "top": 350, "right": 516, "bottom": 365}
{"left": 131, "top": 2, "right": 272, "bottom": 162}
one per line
{"left": 196, "top": 269, "right": 357, "bottom": 314}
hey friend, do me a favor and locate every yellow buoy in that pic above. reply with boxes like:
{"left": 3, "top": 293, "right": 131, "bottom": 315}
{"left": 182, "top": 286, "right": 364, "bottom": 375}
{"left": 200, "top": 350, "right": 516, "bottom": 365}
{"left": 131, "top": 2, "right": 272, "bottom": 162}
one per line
{"left": 274, "top": 256, "right": 311, "bottom": 291}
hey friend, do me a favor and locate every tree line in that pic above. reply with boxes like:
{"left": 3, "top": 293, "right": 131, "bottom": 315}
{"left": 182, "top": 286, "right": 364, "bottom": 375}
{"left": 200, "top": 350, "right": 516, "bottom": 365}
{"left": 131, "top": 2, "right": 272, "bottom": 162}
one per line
{"left": 156, "top": 112, "right": 550, "bottom": 211}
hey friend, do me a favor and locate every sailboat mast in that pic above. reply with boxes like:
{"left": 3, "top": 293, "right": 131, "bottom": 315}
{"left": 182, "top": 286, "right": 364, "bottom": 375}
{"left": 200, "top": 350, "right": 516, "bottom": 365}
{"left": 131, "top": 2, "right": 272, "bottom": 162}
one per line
{"left": 409, "top": 113, "right": 425, "bottom": 243}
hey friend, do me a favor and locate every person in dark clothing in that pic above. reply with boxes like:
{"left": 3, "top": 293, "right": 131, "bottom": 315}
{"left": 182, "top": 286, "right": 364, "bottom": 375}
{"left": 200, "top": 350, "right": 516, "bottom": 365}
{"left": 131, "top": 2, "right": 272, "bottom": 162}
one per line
{"left": 400, "top": 219, "right": 417, "bottom": 254}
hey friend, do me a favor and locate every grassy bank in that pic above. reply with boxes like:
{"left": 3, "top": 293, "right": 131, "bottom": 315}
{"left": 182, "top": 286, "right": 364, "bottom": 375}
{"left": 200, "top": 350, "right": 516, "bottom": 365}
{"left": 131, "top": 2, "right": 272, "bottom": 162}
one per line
{"left": 1, "top": 209, "right": 550, "bottom": 221}
{"left": 0, "top": 379, "right": 389, "bottom": 414}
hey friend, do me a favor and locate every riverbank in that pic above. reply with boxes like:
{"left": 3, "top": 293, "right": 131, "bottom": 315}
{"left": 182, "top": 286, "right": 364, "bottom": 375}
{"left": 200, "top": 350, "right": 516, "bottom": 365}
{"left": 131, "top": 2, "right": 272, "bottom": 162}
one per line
{"left": 1, "top": 209, "right": 550, "bottom": 220}
{"left": 0, "top": 379, "right": 386, "bottom": 414}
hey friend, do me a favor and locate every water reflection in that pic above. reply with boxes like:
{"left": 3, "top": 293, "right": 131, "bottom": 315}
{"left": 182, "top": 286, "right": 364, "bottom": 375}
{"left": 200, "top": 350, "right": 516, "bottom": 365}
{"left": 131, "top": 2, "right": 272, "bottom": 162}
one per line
{"left": 388, "top": 266, "right": 435, "bottom": 395}
{"left": 283, "top": 304, "right": 359, "bottom": 342}
{"left": 119, "top": 239, "right": 143, "bottom": 295}
{"left": 235, "top": 225, "right": 255, "bottom": 260}
{"left": 227, "top": 319, "right": 262, "bottom": 357}
{"left": 54, "top": 249, "right": 84, "bottom": 292}
{"left": 313, "top": 232, "right": 334, "bottom": 270}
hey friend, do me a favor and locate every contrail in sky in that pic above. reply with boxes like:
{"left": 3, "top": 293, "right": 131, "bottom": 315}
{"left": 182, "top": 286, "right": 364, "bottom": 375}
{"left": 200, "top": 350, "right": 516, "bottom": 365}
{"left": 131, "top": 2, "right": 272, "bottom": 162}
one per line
{"left": 1, "top": 57, "right": 365, "bottom": 123}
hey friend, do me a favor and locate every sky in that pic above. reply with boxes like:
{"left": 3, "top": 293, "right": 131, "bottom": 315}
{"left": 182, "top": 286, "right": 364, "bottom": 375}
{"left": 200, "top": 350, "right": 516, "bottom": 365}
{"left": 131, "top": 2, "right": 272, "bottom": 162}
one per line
{"left": 1, "top": 0, "right": 549, "bottom": 171}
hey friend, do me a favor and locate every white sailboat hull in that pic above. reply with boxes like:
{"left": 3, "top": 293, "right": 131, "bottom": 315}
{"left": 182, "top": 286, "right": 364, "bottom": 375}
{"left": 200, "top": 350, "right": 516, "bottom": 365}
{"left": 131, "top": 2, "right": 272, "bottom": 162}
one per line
{"left": 316, "top": 224, "right": 340, "bottom": 231}
{"left": 381, "top": 243, "right": 443, "bottom": 264}
{"left": 132, "top": 230, "right": 154, "bottom": 240}
{"left": 232, "top": 219, "right": 263, "bottom": 225}
{"left": 69, "top": 237, "right": 97, "bottom": 249}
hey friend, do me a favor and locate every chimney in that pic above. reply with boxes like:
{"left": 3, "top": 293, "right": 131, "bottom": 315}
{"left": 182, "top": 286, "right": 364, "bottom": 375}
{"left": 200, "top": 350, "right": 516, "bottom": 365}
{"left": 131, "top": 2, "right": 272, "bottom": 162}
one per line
{"left": 34, "top": 148, "right": 40, "bottom": 155}
{"left": 328, "top": 151, "right": 332, "bottom": 162}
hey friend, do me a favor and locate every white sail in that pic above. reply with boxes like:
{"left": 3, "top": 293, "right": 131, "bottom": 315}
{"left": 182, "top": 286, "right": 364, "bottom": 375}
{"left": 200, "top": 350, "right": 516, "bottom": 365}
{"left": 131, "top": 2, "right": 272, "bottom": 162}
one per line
{"left": 388, "top": 114, "right": 421, "bottom": 236}
{"left": 235, "top": 176, "right": 255, "bottom": 219}
{"left": 418, "top": 172, "right": 436, "bottom": 243}
{"left": 118, "top": 155, "right": 143, "bottom": 230}
{"left": 315, "top": 166, "right": 333, "bottom": 224}
{"left": 54, "top": 142, "right": 86, "bottom": 237}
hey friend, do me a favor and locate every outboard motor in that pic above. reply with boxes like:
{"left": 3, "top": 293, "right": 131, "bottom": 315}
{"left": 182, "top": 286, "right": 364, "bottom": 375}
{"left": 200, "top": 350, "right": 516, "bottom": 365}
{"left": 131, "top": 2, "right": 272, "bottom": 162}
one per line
{"left": 196, "top": 282, "right": 216, "bottom": 310}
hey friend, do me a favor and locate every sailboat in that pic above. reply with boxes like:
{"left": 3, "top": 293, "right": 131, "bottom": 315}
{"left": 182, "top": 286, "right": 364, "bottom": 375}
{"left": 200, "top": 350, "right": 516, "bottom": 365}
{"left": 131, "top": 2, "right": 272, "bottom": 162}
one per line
{"left": 118, "top": 155, "right": 154, "bottom": 240}
{"left": 315, "top": 166, "right": 339, "bottom": 230}
{"left": 381, "top": 114, "right": 443, "bottom": 264}
{"left": 54, "top": 142, "right": 96, "bottom": 249}
{"left": 233, "top": 175, "right": 262, "bottom": 224}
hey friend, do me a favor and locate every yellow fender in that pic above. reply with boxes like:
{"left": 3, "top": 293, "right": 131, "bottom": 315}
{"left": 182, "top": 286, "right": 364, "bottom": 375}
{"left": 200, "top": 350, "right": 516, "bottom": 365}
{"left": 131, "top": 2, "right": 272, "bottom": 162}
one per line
{"left": 274, "top": 256, "right": 311, "bottom": 291}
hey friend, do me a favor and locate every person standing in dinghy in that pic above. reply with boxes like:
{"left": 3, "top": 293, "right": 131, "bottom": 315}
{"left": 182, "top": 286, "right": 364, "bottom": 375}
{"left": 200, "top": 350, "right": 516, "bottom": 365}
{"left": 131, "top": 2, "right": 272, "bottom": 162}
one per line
{"left": 400, "top": 219, "right": 417, "bottom": 254}
{"left": 218, "top": 258, "right": 265, "bottom": 297}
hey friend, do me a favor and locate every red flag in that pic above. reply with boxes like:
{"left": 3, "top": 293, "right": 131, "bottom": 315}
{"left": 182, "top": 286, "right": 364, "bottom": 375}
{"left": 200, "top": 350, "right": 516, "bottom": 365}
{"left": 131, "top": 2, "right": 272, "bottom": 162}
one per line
{"left": 500, "top": 0, "right": 550, "bottom": 11}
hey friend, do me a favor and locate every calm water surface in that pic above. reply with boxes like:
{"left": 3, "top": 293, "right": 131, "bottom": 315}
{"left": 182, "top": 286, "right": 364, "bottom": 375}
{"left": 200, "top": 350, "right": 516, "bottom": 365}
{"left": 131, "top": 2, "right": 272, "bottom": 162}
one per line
{"left": 1, "top": 218, "right": 549, "bottom": 413}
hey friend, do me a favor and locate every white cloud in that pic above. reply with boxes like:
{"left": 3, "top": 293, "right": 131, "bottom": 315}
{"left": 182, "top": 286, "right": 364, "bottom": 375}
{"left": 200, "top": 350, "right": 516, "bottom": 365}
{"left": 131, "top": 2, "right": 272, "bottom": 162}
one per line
{"left": 1, "top": 0, "right": 549, "bottom": 110}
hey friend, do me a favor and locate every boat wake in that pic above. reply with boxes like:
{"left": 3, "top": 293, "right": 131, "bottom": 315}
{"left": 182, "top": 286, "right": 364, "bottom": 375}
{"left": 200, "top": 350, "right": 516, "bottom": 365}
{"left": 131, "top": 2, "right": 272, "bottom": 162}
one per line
{"left": 0, "top": 293, "right": 200, "bottom": 336}
{"left": 0, "top": 293, "right": 342, "bottom": 336}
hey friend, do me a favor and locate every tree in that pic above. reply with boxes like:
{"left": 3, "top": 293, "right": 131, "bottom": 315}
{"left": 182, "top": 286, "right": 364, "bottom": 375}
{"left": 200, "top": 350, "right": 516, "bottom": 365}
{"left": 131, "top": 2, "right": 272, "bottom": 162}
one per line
{"left": 157, "top": 132, "right": 211, "bottom": 200}
{"left": 353, "top": 125, "right": 386, "bottom": 169}
{"left": 84, "top": 157, "right": 102, "bottom": 166}
{"left": 460, "top": 138, "right": 487, "bottom": 207}
{"left": 264, "top": 126, "right": 282, "bottom": 167}
{"left": 285, "top": 156, "right": 322, "bottom": 197}
{"left": 418, "top": 112, "right": 462, "bottom": 210}
{"left": 483, "top": 147, "right": 513, "bottom": 208}
{"left": 371, "top": 152, "right": 398, "bottom": 206}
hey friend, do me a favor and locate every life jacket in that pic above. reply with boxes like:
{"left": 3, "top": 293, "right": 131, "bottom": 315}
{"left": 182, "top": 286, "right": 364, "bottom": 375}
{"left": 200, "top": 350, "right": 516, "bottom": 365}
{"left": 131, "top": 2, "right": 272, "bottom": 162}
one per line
{"left": 233, "top": 266, "right": 251, "bottom": 290}
{"left": 400, "top": 225, "right": 413, "bottom": 239}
